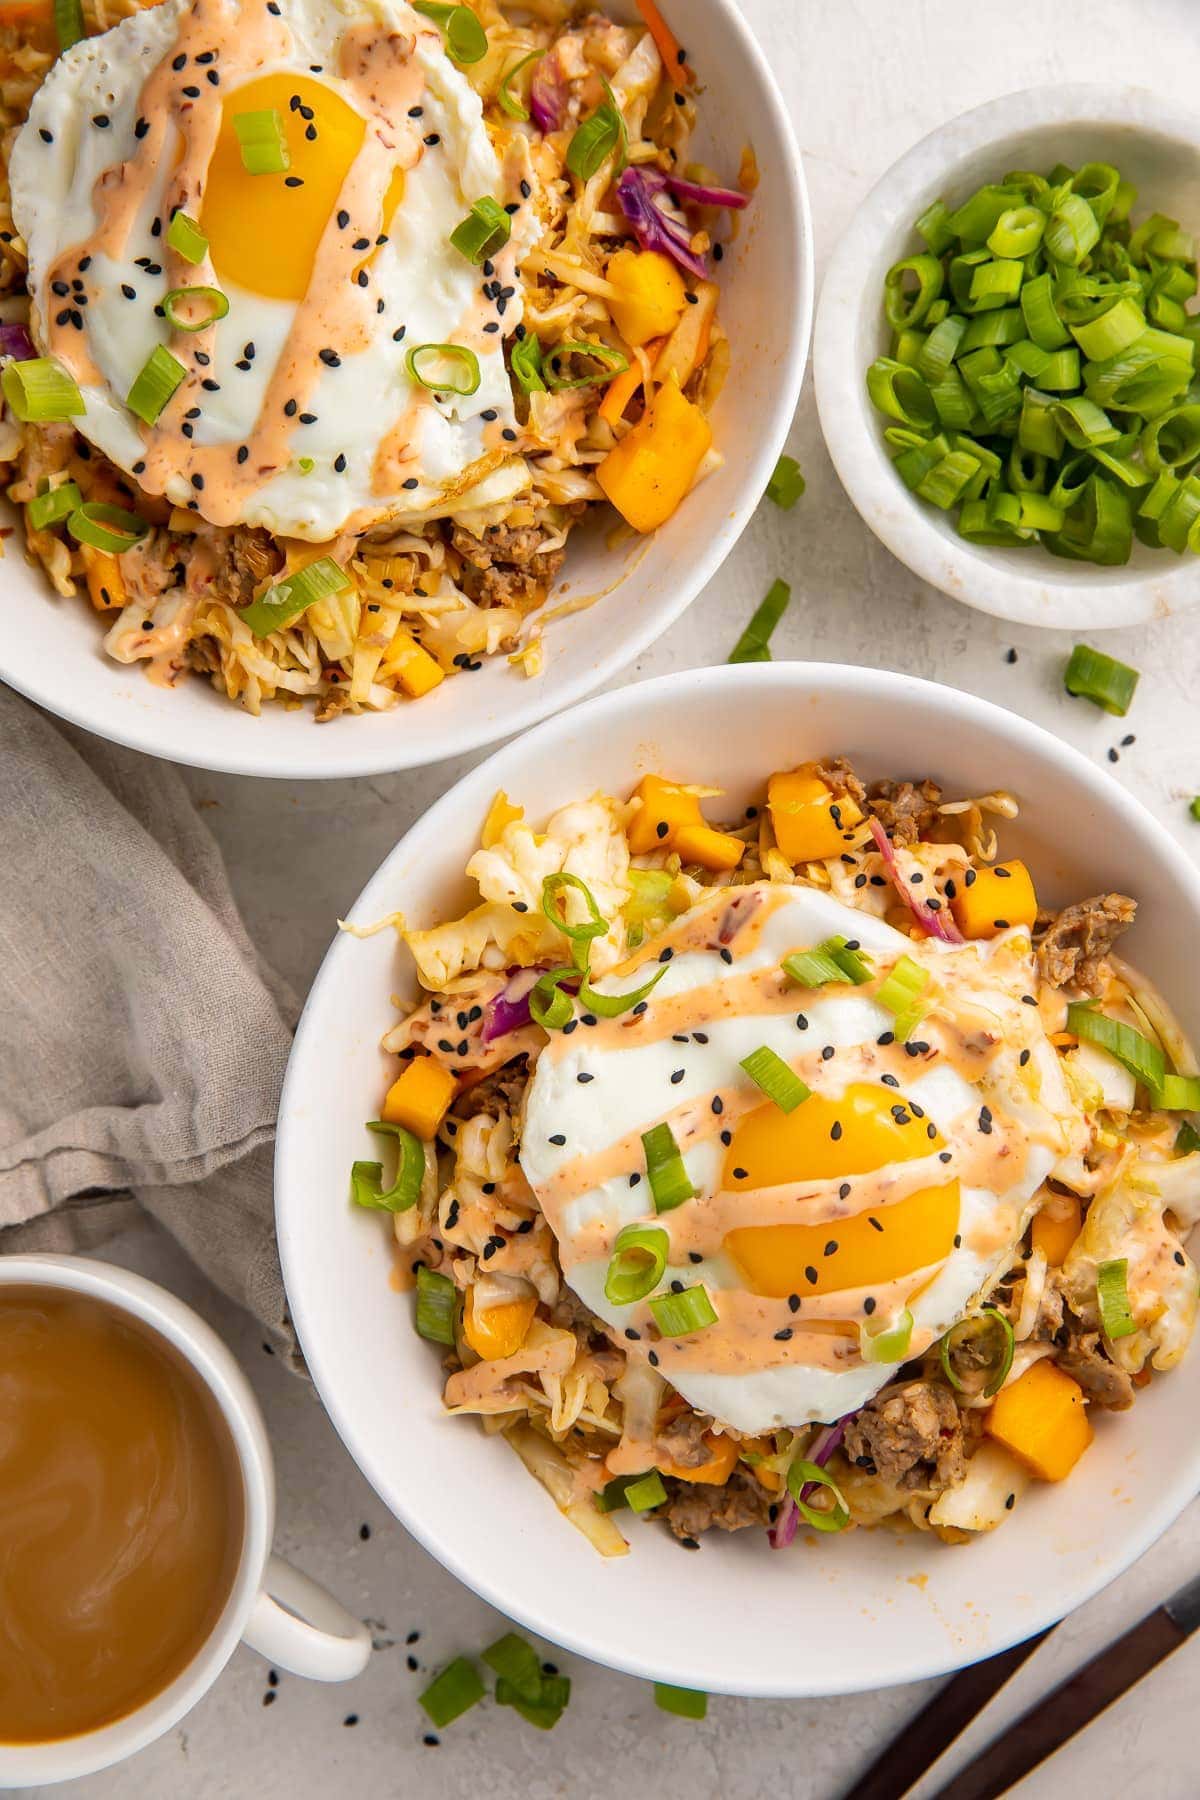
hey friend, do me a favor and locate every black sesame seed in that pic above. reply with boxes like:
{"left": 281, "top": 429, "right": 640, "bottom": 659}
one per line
{"left": 285, "top": 176, "right": 303, "bottom": 187}
{"left": 132, "top": 460, "right": 145, "bottom": 475}
{"left": 182, "top": 85, "right": 201, "bottom": 98}
{"left": 670, "top": 1069, "right": 685, "bottom": 1085}
{"left": 1006, "top": 647, "right": 1018, "bottom": 664}
{"left": 502, "top": 427, "right": 517, "bottom": 441}
{"left": 1019, "top": 1048, "right": 1031, "bottom": 1066}
{"left": 520, "top": 179, "right": 531, "bottom": 198}
{"left": 629, "top": 1171, "right": 641, "bottom": 1186}
{"left": 424, "top": 133, "right": 440, "bottom": 146}
{"left": 236, "top": 445, "right": 249, "bottom": 464}
{"left": 191, "top": 473, "right": 204, "bottom": 489}
{"left": 201, "top": 378, "right": 220, "bottom": 392}
{"left": 1175, "top": 1250, "right": 1186, "bottom": 1267}
{"left": 548, "top": 1133, "right": 565, "bottom": 1146}
{"left": 720, "top": 1130, "right": 732, "bottom": 1146}
{"left": 733, "top": 1167, "right": 748, "bottom": 1181}
{"left": 711, "top": 1096, "right": 723, "bottom": 1114}
{"left": 877, "top": 1030, "right": 895, "bottom": 1046}
{"left": 480, "top": 408, "right": 497, "bottom": 421}
{"left": 719, "top": 947, "right": 733, "bottom": 965}
{"left": 334, "top": 453, "right": 346, "bottom": 472}
{"left": 625, "top": 1327, "right": 640, "bottom": 1340}
{"left": 353, "top": 236, "right": 371, "bottom": 251}
{"left": 577, "top": 1072, "right": 593, "bottom": 1084}
{"left": 713, "top": 242, "right": 724, "bottom": 261}
{"left": 830, "top": 1121, "right": 843, "bottom": 1141}
{"left": 134, "top": 119, "right": 148, "bottom": 139}
{"left": 805, "top": 1265, "right": 818, "bottom": 1285}
{"left": 393, "top": 326, "right": 407, "bottom": 342}
{"left": 688, "top": 1252, "right": 703, "bottom": 1264}
{"left": 1108, "top": 748, "right": 1119, "bottom": 764}
{"left": 774, "top": 1327, "right": 793, "bottom": 1341}
{"left": 403, "top": 477, "right": 419, "bottom": 490}
{"left": 648, "top": 1351, "right": 659, "bottom": 1366}
{"left": 92, "top": 113, "right": 110, "bottom": 128}
{"left": 795, "top": 1014, "right": 808, "bottom": 1030}
{"left": 881, "top": 1073, "right": 900, "bottom": 1088}
{"left": 305, "top": 124, "right": 316, "bottom": 140}
{"left": 863, "top": 1296, "right": 876, "bottom": 1316}
{"left": 787, "top": 1293, "right": 800, "bottom": 1312}
{"left": 172, "top": 51, "right": 187, "bottom": 69}
{"left": 121, "top": 283, "right": 136, "bottom": 300}
{"left": 824, "top": 1240, "right": 839, "bottom": 1257}
{"left": 299, "top": 412, "right": 316, "bottom": 424}
{"left": 821, "top": 1045, "right": 835, "bottom": 1061}
{"left": 939, "top": 1150, "right": 953, "bottom": 1163}
{"left": 659, "top": 947, "right": 674, "bottom": 962}
{"left": 284, "top": 399, "right": 297, "bottom": 417}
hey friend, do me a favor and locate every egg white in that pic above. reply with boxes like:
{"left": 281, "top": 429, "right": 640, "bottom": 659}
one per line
{"left": 10, "top": 0, "right": 536, "bottom": 539}
{"left": 522, "top": 887, "right": 1081, "bottom": 1435}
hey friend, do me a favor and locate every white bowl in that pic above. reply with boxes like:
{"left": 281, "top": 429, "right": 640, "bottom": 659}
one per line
{"left": 815, "top": 84, "right": 1200, "bottom": 631}
{"left": 0, "top": 0, "right": 809, "bottom": 779}
{"left": 277, "top": 661, "right": 1200, "bottom": 1697}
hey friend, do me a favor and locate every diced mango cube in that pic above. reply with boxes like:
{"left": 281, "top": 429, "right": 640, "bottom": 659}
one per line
{"left": 607, "top": 247, "right": 687, "bottom": 346}
{"left": 767, "top": 766, "right": 864, "bottom": 864}
{"left": 381, "top": 1056, "right": 456, "bottom": 1138}
{"left": 985, "top": 1358, "right": 1092, "bottom": 1482}
{"left": 463, "top": 1289, "right": 537, "bottom": 1361}
{"left": 381, "top": 628, "right": 445, "bottom": 698}
{"left": 627, "top": 774, "right": 705, "bottom": 854}
{"left": 1031, "top": 1192, "right": 1082, "bottom": 1268}
{"left": 951, "top": 860, "right": 1038, "bottom": 940}
{"left": 596, "top": 377, "right": 712, "bottom": 533}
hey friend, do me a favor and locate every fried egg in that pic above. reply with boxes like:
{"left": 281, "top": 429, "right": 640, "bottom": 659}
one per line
{"left": 10, "top": 0, "right": 537, "bottom": 539}
{"left": 521, "top": 883, "right": 1086, "bottom": 1434}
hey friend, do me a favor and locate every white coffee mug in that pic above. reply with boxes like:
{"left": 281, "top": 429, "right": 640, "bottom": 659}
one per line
{"left": 0, "top": 1253, "right": 372, "bottom": 1788}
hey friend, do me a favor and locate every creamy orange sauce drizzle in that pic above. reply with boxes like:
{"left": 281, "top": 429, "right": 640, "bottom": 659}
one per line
{"left": 42, "top": 2, "right": 442, "bottom": 527}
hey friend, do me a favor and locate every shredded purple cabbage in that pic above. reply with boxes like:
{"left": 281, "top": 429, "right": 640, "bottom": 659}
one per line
{"left": 768, "top": 1417, "right": 851, "bottom": 1550}
{"left": 529, "top": 56, "right": 566, "bottom": 134}
{"left": 481, "top": 967, "right": 543, "bottom": 1043}
{"left": 0, "top": 323, "right": 35, "bottom": 363}
{"left": 869, "top": 818, "right": 964, "bottom": 945}
{"left": 616, "top": 166, "right": 747, "bottom": 282}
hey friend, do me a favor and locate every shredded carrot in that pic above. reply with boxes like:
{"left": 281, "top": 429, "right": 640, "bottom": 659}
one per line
{"left": 635, "top": 0, "right": 695, "bottom": 89}
{"left": 598, "top": 338, "right": 662, "bottom": 425}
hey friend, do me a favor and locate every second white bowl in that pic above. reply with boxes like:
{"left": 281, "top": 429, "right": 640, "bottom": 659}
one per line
{"left": 815, "top": 84, "right": 1200, "bottom": 630}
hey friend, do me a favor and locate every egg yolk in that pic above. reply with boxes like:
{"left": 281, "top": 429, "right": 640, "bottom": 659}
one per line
{"left": 201, "top": 73, "right": 384, "bottom": 302}
{"left": 723, "top": 1081, "right": 959, "bottom": 1298}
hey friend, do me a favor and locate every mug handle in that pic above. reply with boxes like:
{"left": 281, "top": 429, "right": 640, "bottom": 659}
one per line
{"left": 242, "top": 1553, "right": 372, "bottom": 1681}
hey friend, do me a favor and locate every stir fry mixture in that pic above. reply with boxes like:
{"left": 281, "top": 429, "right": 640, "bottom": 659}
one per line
{"left": 0, "top": 0, "right": 741, "bottom": 717}
{"left": 353, "top": 758, "right": 1200, "bottom": 1552}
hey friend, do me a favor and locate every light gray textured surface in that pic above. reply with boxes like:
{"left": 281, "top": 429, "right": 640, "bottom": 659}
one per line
{"left": 52, "top": 1, "right": 1200, "bottom": 1794}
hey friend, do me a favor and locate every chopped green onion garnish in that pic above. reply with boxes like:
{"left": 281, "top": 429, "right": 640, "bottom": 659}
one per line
{"left": 511, "top": 331, "right": 545, "bottom": 394}
{"left": 1176, "top": 1120, "right": 1200, "bottom": 1155}
{"left": 578, "top": 963, "right": 667, "bottom": 1018}
{"left": 496, "top": 1672, "right": 571, "bottom": 1730}
{"left": 624, "top": 1469, "right": 668, "bottom": 1512}
{"left": 67, "top": 501, "right": 148, "bottom": 553}
{"left": 2, "top": 356, "right": 84, "bottom": 423}
{"left": 1067, "top": 1001, "right": 1165, "bottom": 1092}
{"left": 28, "top": 479, "right": 81, "bottom": 531}
{"left": 641, "top": 1122, "right": 695, "bottom": 1214}
{"left": 357, "top": 1119, "right": 425, "bottom": 1211}
{"left": 449, "top": 196, "right": 511, "bottom": 265}
{"left": 406, "top": 342, "right": 481, "bottom": 397}
{"left": 233, "top": 108, "right": 290, "bottom": 176}
{"left": 1063, "top": 644, "right": 1139, "bottom": 716}
{"left": 648, "top": 1284, "right": 716, "bottom": 1337}
{"left": 418, "top": 1656, "right": 484, "bottom": 1728}
{"left": 162, "top": 285, "right": 229, "bottom": 333}
{"left": 766, "top": 453, "right": 805, "bottom": 509}
{"left": 413, "top": 1, "right": 488, "bottom": 64}
{"left": 654, "top": 1684, "right": 707, "bottom": 1719}
{"left": 605, "top": 1223, "right": 669, "bottom": 1306}
{"left": 625, "top": 869, "right": 674, "bottom": 926}
{"left": 541, "top": 872, "right": 608, "bottom": 955}
{"left": 53, "top": 0, "right": 84, "bottom": 50}
{"left": 877, "top": 953, "right": 931, "bottom": 1041}
{"left": 497, "top": 48, "right": 542, "bottom": 120}
{"left": 240, "top": 555, "right": 350, "bottom": 637}
{"left": 565, "top": 82, "right": 625, "bottom": 182}
{"left": 786, "top": 1459, "right": 850, "bottom": 1532}
{"left": 350, "top": 1161, "right": 384, "bottom": 1210}
{"left": 1156, "top": 1072, "right": 1200, "bottom": 1112}
{"left": 544, "top": 340, "right": 629, "bottom": 392}
{"left": 482, "top": 1633, "right": 542, "bottom": 1703}
{"left": 782, "top": 937, "right": 872, "bottom": 990}
{"left": 594, "top": 1474, "right": 635, "bottom": 1513}
{"left": 126, "top": 344, "right": 187, "bottom": 425}
{"left": 939, "top": 1307, "right": 1014, "bottom": 1399}
{"left": 860, "top": 1307, "right": 914, "bottom": 1365}
{"left": 414, "top": 1265, "right": 457, "bottom": 1346}
{"left": 728, "top": 577, "right": 790, "bottom": 664}
{"left": 740, "top": 1045, "right": 810, "bottom": 1114}
{"left": 166, "top": 210, "right": 208, "bottom": 264}
{"left": 1191, "top": 798, "right": 1200, "bottom": 823}
{"left": 529, "top": 966, "right": 577, "bottom": 1031}
{"left": 1097, "top": 1257, "right": 1137, "bottom": 1340}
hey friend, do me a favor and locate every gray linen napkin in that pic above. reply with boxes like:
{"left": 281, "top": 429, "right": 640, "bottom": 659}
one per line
{"left": 0, "top": 684, "right": 298, "bottom": 1349}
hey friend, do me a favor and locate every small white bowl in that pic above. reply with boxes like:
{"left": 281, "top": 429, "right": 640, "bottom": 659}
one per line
{"left": 815, "top": 84, "right": 1200, "bottom": 631}
{"left": 0, "top": 0, "right": 810, "bottom": 778}
{"left": 277, "top": 661, "right": 1200, "bottom": 1698}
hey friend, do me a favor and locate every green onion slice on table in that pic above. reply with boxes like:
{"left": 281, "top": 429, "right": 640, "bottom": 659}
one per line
{"left": 1063, "top": 644, "right": 1139, "bottom": 715}
{"left": 655, "top": 1684, "right": 707, "bottom": 1719}
{"left": 728, "top": 577, "right": 791, "bottom": 663}
{"left": 766, "top": 454, "right": 805, "bottom": 509}
{"left": 418, "top": 1656, "right": 484, "bottom": 1728}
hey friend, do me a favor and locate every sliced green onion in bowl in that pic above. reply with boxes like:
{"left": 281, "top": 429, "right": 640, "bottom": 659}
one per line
{"left": 641, "top": 1121, "right": 695, "bottom": 1214}
{"left": 782, "top": 937, "right": 872, "bottom": 990}
{"left": 786, "top": 1458, "right": 850, "bottom": 1532}
{"left": 565, "top": 84, "right": 625, "bottom": 182}
{"left": 529, "top": 966, "right": 577, "bottom": 1031}
{"left": 649, "top": 1284, "right": 717, "bottom": 1337}
{"left": 766, "top": 453, "right": 805, "bottom": 509}
{"left": 877, "top": 953, "right": 931, "bottom": 1041}
{"left": 418, "top": 1656, "right": 484, "bottom": 1728}
{"left": 414, "top": 1265, "right": 457, "bottom": 1346}
{"left": 412, "top": 1, "right": 488, "bottom": 64}
{"left": 1156, "top": 1072, "right": 1200, "bottom": 1111}
{"left": 511, "top": 331, "right": 545, "bottom": 393}
{"left": 126, "top": 344, "right": 187, "bottom": 425}
{"left": 1066, "top": 1001, "right": 1165, "bottom": 1093}
{"left": 1097, "top": 1256, "right": 1137, "bottom": 1339}
{"left": 939, "top": 1306, "right": 1014, "bottom": 1399}
{"left": 541, "top": 871, "right": 608, "bottom": 953}
{"left": 54, "top": 0, "right": 84, "bottom": 51}
{"left": 883, "top": 254, "right": 944, "bottom": 329}
{"left": 860, "top": 1307, "right": 914, "bottom": 1365}
{"left": 362, "top": 1119, "right": 425, "bottom": 1210}
{"left": 449, "top": 196, "right": 511, "bottom": 265}
{"left": 624, "top": 1469, "right": 668, "bottom": 1512}
{"left": 1063, "top": 644, "right": 1139, "bottom": 715}
{"left": 406, "top": 342, "right": 481, "bottom": 397}
{"left": 240, "top": 556, "right": 349, "bottom": 638}
{"left": 605, "top": 1223, "right": 669, "bottom": 1305}
{"left": 654, "top": 1684, "right": 708, "bottom": 1719}
{"left": 544, "top": 340, "right": 629, "bottom": 392}
{"left": 497, "top": 48, "right": 542, "bottom": 120}
{"left": 28, "top": 479, "right": 81, "bottom": 531}
{"left": 577, "top": 962, "right": 666, "bottom": 1018}
{"left": 594, "top": 1474, "right": 635, "bottom": 1513}
{"left": 162, "top": 285, "right": 229, "bottom": 332}
{"left": 1176, "top": 1120, "right": 1200, "bottom": 1155}
{"left": 233, "top": 108, "right": 290, "bottom": 176}
{"left": 166, "top": 209, "right": 208, "bottom": 264}
{"left": 739, "top": 1045, "right": 810, "bottom": 1114}
{"left": 728, "top": 577, "right": 790, "bottom": 663}
{"left": 67, "top": 501, "right": 148, "bottom": 553}
{"left": 2, "top": 356, "right": 85, "bottom": 423}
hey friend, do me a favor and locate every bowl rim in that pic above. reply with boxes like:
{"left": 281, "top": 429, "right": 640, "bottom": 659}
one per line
{"left": 813, "top": 81, "right": 1200, "bottom": 632}
{"left": 277, "top": 659, "right": 1200, "bottom": 1696}
{"left": 0, "top": 0, "right": 812, "bottom": 781}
